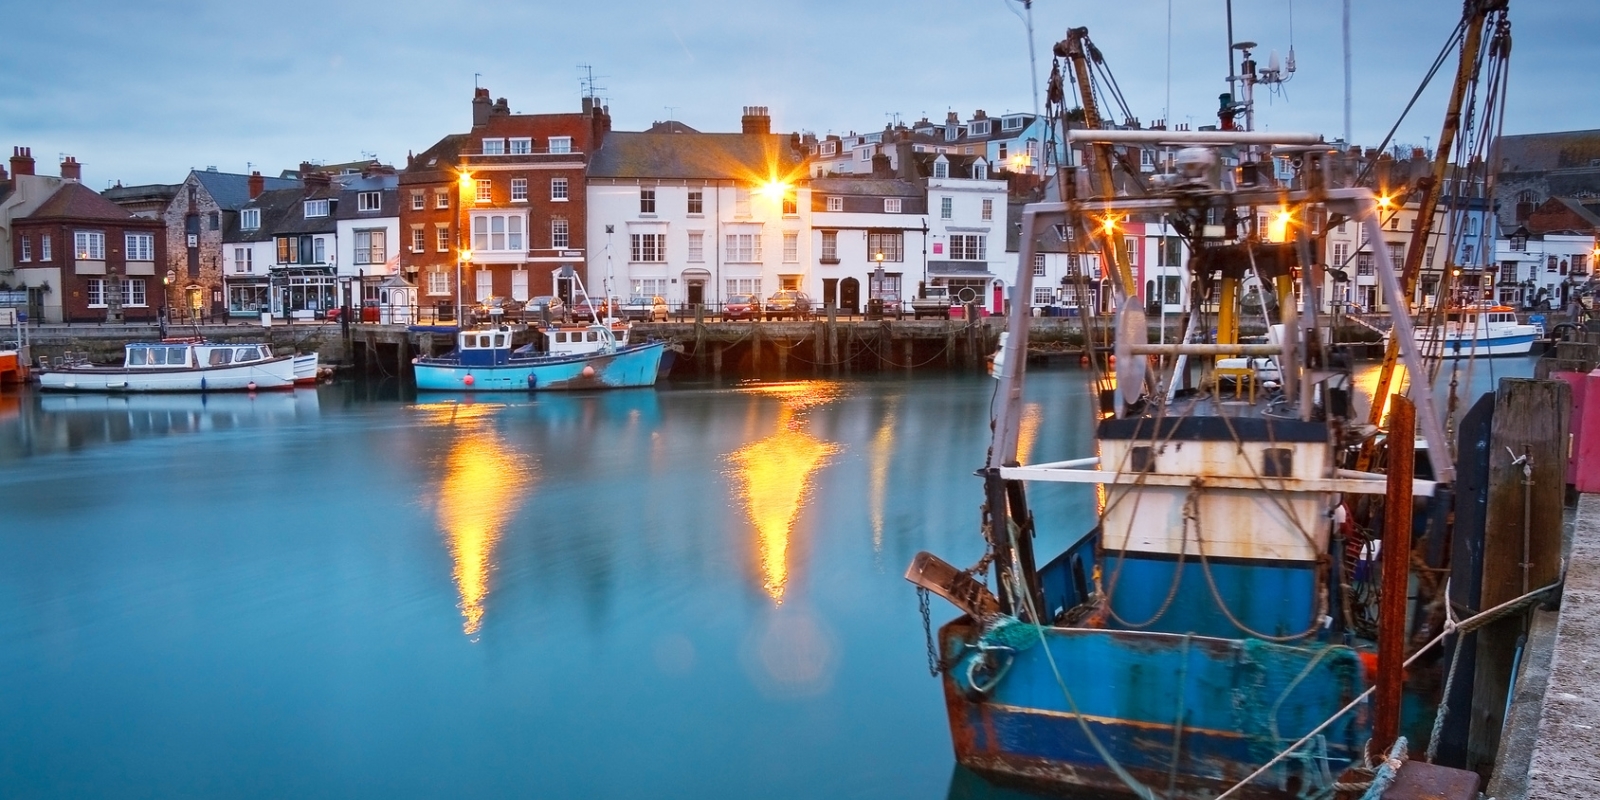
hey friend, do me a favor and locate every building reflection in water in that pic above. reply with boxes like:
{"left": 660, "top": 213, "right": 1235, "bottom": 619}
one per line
{"left": 417, "top": 401, "right": 534, "bottom": 637}
{"left": 728, "top": 381, "right": 842, "bottom": 605}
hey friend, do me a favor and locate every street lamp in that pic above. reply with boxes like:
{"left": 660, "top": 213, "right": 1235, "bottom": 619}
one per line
{"left": 458, "top": 248, "right": 472, "bottom": 326}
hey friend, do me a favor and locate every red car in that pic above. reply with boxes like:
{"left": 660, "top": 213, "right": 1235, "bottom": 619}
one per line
{"left": 724, "top": 294, "right": 761, "bottom": 321}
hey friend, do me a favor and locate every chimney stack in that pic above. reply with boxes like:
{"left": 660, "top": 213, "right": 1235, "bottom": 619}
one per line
{"left": 299, "top": 162, "right": 330, "bottom": 192}
{"left": 248, "top": 170, "right": 265, "bottom": 199}
{"left": 472, "top": 87, "right": 492, "bottom": 128}
{"left": 741, "top": 106, "right": 771, "bottom": 135}
{"left": 0, "top": 162, "right": 8, "bottom": 181}
{"left": 59, "top": 155, "right": 81, "bottom": 181}
{"left": 10, "top": 146, "right": 35, "bottom": 177}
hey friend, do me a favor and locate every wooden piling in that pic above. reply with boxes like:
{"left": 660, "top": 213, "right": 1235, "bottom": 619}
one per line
{"left": 713, "top": 344, "right": 723, "bottom": 378}
{"left": 777, "top": 341, "right": 789, "bottom": 378}
{"left": 904, "top": 336, "right": 913, "bottom": 372}
{"left": 1467, "top": 378, "right": 1572, "bottom": 774}
{"left": 751, "top": 324, "right": 761, "bottom": 375}
{"left": 828, "top": 308, "right": 839, "bottom": 372}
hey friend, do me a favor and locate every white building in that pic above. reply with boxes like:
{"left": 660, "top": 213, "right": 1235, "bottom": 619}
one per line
{"left": 585, "top": 110, "right": 812, "bottom": 309}
{"left": 925, "top": 155, "right": 1009, "bottom": 313}
{"left": 809, "top": 177, "right": 928, "bottom": 313}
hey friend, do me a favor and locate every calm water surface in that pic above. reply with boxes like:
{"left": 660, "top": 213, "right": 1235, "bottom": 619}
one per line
{"left": 0, "top": 357, "right": 1534, "bottom": 799}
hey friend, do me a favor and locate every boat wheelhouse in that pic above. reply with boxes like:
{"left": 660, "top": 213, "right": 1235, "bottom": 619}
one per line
{"left": 412, "top": 321, "right": 665, "bottom": 392}
{"left": 1412, "top": 304, "right": 1540, "bottom": 357}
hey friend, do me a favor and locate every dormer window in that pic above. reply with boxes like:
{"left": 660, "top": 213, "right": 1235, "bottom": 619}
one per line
{"left": 884, "top": 198, "right": 902, "bottom": 213}
{"left": 974, "top": 161, "right": 988, "bottom": 180}
{"left": 549, "top": 137, "right": 572, "bottom": 154}
{"left": 826, "top": 196, "right": 843, "bottom": 212}
{"left": 482, "top": 138, "right": 505, "bottom": 155}
{"left": 969, "top": 120, "right": 991, "bottom": 136}
{"left": 1002, "top": 116, "right": 1025, "bottom": 131}
{"left": 509, "top": 137, "right": 532, "bottom": 155}
{"left": 357, "top": 191, "right": 381, "bottom": 212}
{"left": 933, "top": 160, "right": 949, "bottom": 179}
{"left": 304, "top": 199, "right": 330, "bottom": 218}
{"left": 241, "top": 208, "right": 261, "bottom": 230}
{"left": 821, "top": 142, "right": 837, "bottom": 156}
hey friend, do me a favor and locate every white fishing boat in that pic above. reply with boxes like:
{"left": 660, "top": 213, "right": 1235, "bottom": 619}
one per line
{"left": 292, "top": 353, "right": 328, "bottom": 385}
{"left": 1411, "top": 304, "right": 1540, "bottom": 357}
{"left": 39, "top": 340, "right": 297, "bottom": 392}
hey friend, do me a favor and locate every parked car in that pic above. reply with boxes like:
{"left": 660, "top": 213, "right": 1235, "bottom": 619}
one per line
{"left": 878, "top": 292, "right": 904, "bottom": 319}
{"left": 764, "top": 291, "right": 813, "bottom": 321}
{"left": 724, "top": 294, "right": 761, "bottom": 321}
{"left": 471, "top": 296, "right": 524, "bottom": 324}
{"left": 569, "top": 296, "right": 607, "bottom": 320}
{"left": 525, "top": 295, "right": 567, "bottom": 322}
{"left": 619, "top": 295, "right": 669, "bottom": 322}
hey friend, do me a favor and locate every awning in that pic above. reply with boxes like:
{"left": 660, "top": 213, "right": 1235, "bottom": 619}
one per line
{"left": 927, "top": 260, "right": 994, "bottom": 278}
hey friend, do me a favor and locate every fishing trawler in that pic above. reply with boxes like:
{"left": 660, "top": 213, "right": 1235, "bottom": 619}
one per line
{"left": 908, "top": 9, "right": 1518, "bottom": 798}
{"left": 1411, "top": 304, "right": 1540, "bottom": 357}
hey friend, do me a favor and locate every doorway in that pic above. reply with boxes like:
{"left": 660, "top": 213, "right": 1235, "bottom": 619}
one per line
{"left": 840, "top": 277, "right": 860, "bottom": 314}
{"left": 686, "top": 280, "right": 705, "bottom": 307}
{"left": 822, "top": 278, "right": 838, "bottom": 310}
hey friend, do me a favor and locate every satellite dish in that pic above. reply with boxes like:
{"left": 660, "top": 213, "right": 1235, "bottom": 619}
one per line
{"left": 1233, "top": 41, "right": 1257, "bottom": 51}
{"left": 1113, "top": 297, "right": 1147, "bottom": 411}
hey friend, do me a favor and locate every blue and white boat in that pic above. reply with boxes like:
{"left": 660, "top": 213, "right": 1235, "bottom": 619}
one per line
{"left": 1411, "top": 304, "right": 1540, "bottom": 357}
{"left": 413, "top": 321, "right": 665, "bottom": 392}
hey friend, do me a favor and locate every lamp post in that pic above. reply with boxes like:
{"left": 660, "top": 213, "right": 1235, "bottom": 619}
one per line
{"left": 162, "top": 270, "right": 174, "bottom": 337}
{"left": 458, "top": 249, "right": 472, "bottom": 326}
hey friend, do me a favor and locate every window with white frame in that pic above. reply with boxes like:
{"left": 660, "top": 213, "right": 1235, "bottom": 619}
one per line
{"left": 354, "top": 229, "right": 386, "bottom": 265}
{"left": 933, "top": 161, "right": 949, "bottom": 179}
{"left": 727, "top": 278, "right": 762, "bottom": 297}
{"left": 241, "top": 208, "right": 261, "bottom": 230}
{"left": 86, "top": 278, "right": 105, "bottom": 306}
{"left": 475, "top": 180, "right": 492, "bottom": 203}
{"left": 1332, "top": 242, "right": 1349, "bottom": 268}
{"left": 1462, "top": 244, "right": 1475, "bottom": 264}
{"left": 551, "top": 177, "right": 568, "bottom": 201}
{"left": 949, "top": 234, "right": 985, "bottom": 261}
{"left": 969, "top": 120, "right": 991, "bottom": 136}
{"left": 551, "top": 218, "right": 569, "bottom": 249}
{"left": 1387, "top": 242, "right": 1404, "bottom": 269}
{"left": 1358, "top": 252, "right": 1375, "bottom": 276}
{"left": 304, "top": 199, "right": 330, "bottom": 218}
{"left": 940, "top": 197, "right": 953, "bottom": 219}
{"left": 974, "top": 162, "right": 988, "bottom": 180}
{"left": 476, "top": 270, "right": 493, "bottom": 301}
{"left": 122, "top": 279, "right": 147, "bottom": 307}
{"left": 735, "top": 189, "right": 751, "bottom": 218}
{"left": 233, "top": 247, "right": 252, "bottom": 273}
{"left": 820, "top": 142, "right": 837, "bottom": 156}
{"left": 858, "top": 148, "right": 872, "bottom": 161}
{"left": 1033, "top": 254, "right": 1046, "bottom": 276}
{"left": 826, "top": 196, "right": 843, "bottom": 212}
{"left": 410, "top": 191, "right": 425, "bottom": 211}
{"left": 687, "top": 189, "right": 703, "bottom": 215}
{"left": 1033, "top": 286, "right": 1054, "bottom": 305}
{"left": 981, "top": 198, "right": 993, "bottom": 221}
{"left": 867, "top": 231, "right": 903, "bottom": 262}
{"left": 314, "top": 237, "right": 327, "bottom": 263}
{"left": 782, "top": 195, "right": 797, "bottom": 215}
{"left": 885, "top": 198, "right": 902, "bottom": 213}
{"left": 39, "top": 235, "right": 50, "bottom": 261}
{"left": 358, "top": 191, "right": 382, "bottom": 212}
{"left": 482, "top": 138, "right": 505, "bottom": 155}
{"left": 631, "top": 278, "right": 668, "bottom": 297}
{"left": 411, "top": 227, "right": 425, "bottom": 252}
{"left": 631, "top": 233, "right": 665, "bottom": 262}
{"left": 548, "top": 136, "right": 572, "bottom": 154}
{"left": 1548, "top": 255, "right": 1560, "bottom": 273}
{"left": 435, "top": 190, "right": 449, "bottom": 209}
{"left": 783, "top": 232, "right": 798, "bottom": 263}
{"left": 1426, "top": 246, "right": 1436, "bottom": 267}
{"left": 998, "top": 142, "right": 1009, "bottom": 161}
{"left": 640, "top": 188, "right": 656, "bottom": 214}
{"left": 75, "top": 230, "right": 105, "bottom": 260}
{"left": 509, "top": 137, "right": 532, "bottom": 155}
{"left": 1002, "top": 116, "right": 1025, "bottom": 131}
{"left": 511, "top": 178, "right": 527, "bottom": 202}
{"left": 821, "top": 231, "right": 838, "bottom": 262}
{"left": 436, "top": 225, "right": 450, "bottom": 252}
{"left": 18, "top": 235, "right": 30, "bottom": 262}
{"left": 428, "top": 270, "right": 450, "bottom": 296}
{"left": 471, "top": 214, "right": 524, "bottom": 252}
{"left": 1124, "top": 236, "right": 1139, "bottom": 264}
{"left": 725, "top": 233, "right": 762, "bottom": 262}
{"left": 687, "top": 231, "right": 704, "bottom": 262}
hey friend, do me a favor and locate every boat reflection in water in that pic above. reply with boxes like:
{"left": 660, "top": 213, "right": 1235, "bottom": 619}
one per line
{"left": 727, "top": 380, "right": 843, "bottom": 605}
{"left": 416, "top": 400, "right": 534, "bottom": 638}
{"left": 2, "top": 389, "right": 321, "bottom": 459}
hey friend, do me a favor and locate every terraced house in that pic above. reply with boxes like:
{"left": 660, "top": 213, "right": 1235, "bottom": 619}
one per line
{"left": 400, "top": 89, "right": 610, "bottom": 321}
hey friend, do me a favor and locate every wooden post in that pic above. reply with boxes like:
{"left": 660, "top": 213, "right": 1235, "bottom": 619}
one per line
{"left": 777, "top": 341, "right": 789, "bottom": 378}
{"left": 750, "top": 324, "right": 761, "bottom": 375}
{"left": 843, "top": 326, "right": 853, "bottom": 373}
{"left": 712, "top": 343, "right": 723, "bottom": 379}
{"left": 904, "top": 335, "right": 913, "bottom": 373}
{"left": 879, "top": 323, "right": 889, "bottom": 371}
{"left": 813, "top": 320, "right": 823, "bottom": 369}
{"left": 1373, "top": 394, "right": 1415, "bottom": 761}
{"left": 1467, "top": 378, "right": 1571, "bottom": 774}
{"left": 827, "top": 306, "right": 839, "bottom": 372}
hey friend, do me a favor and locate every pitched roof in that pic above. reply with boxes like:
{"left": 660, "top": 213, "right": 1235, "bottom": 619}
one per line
{"left": 26, "top": 182, "right": 137, "bottom": 221}
{"left": 1497, "top": 130, "right": 1600, "bottom": 174}
{"left": 101, "top": 182, "right": 181, "bottom": 205}
{"left": 809, "top": 177, "right": 923, "bottom": 197}
{"left": 400, "top": 134, "right": 470, "bottom": 185}
{"left": 193, "top": 169, "right": 300, "bottom": 210}
{"left": 588, "top": 132, "right": 804, "bottom": 180}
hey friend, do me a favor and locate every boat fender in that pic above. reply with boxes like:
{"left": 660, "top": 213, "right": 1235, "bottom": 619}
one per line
{"left": 247, "top": 381, "right": 257, "bottom": 392}
{"left": 527, "top": 374, "right": 537, "bottom": 390}
{"left": 582, "top": 365, "right": 596, "bottom": 378}
{"left": 463, "top": 374, "right": 474, "bottom": 386}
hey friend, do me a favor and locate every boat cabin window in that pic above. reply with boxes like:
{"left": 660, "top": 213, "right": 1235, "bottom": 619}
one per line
{"left": 148, "top": 348, "right": 167, "bottom": 366}
{"left": 235, "top": 347, "right": 260, "bottom": 362}
{"left": 209, "top": 349, "right": 233, "bottom": 366}
{"left": 494, "top": 334, "right": 506, "bottom": 348}
{"left": 127, "top": 346, "right": 149, "bottom": 365}
{"left": 1129, "top": 446, "right": 1156, "bottom": 473}
{"left": 587, "top": 331, "right": 599, "bottom": 342}
{"left": 1446, "top": 312, "right": 1461, "bottom": 323}
{"left": 555, "top": 332, "right": 568, "bottom": 343}
{"left": 477, "top": 335, "right": 491, "bottom": 348}
{"left": 167, "top": 346, "right": 189, "bottom": 365}
{"left": 1262, "top": 448, "right": 1294, "bottom": 478}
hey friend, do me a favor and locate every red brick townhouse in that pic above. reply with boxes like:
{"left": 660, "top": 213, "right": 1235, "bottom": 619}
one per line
{"left": 399, "top": 88, "right": 610, "bottom": 320}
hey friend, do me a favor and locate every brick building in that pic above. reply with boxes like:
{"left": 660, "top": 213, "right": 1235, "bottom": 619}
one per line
{"left": 400, "top": 89, "right": 610, "bottom": 320}
{"left": 13, "top": 178, "right": 166, "bottom": 323}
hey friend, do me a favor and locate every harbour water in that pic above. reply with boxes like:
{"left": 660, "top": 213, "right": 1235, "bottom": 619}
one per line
{"left": 0, "top": 356, "right": 1535, "bottom": 799}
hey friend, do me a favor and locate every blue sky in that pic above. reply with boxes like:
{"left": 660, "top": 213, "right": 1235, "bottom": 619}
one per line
{"left": 1, "top": 0, "right": 1594, "bottom": 187}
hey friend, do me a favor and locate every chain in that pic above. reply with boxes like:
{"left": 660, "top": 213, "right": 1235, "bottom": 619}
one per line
{"left": 918, "top": 586, "right": 940, "bottom": 676}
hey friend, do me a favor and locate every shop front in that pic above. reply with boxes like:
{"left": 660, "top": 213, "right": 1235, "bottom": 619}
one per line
{"left": 271, "top": 267, "right": 337, "bottom": 320}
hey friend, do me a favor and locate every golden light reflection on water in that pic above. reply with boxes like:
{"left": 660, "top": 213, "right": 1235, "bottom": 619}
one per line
{"left": 1015, "top": 402, "right": 1042, "bottom": 465}
{"left": 729, "top": 381, "right": 843, "bottom": 604}
{"left": 418, "top": 401, "right": 534, "bottom": 637}
{"left": 868, "top": 405, "right": 897, "bottom": 554}
{"left": 1352, "top": 363, "right": 1411, "bottom": 425}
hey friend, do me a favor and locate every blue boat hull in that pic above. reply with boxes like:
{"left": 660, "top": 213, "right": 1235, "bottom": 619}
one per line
{"left": 414, "top": 341, "right": 666, "bottom": 392}
{"left": 939, "top": 618, "right": 1367, "bottom": 799}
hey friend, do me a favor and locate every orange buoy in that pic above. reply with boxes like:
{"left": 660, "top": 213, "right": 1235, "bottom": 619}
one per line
{"left": 463, "top": 374, "right": 475, "bottom": 386}
{"left": 1079, "top": 355, "right": 1089, "bottom": 366}
{"left": 1108, "top": 354, "right": 1117, "bottom": 366}
{"left": 582, "top": 365, "right": 596, "bottom": 378}
{"left": 246, "top": 381, "right": 257, "bottom": 392}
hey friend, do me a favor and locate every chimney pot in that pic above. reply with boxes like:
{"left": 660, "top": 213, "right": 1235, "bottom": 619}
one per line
{"left": 10, "top": 146, "right": 35, "bottom": 177}
{"left": 248, "top": 170, "right": 265, "bottom": 199}
{"left": 59, "top": 155, "right": 81, "bottom": 181}
{"left": 472, "top": 88, "right": 492, "bottom": 128}
{"left": 740, "top": 105, "right": 772, "bottom": 135}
